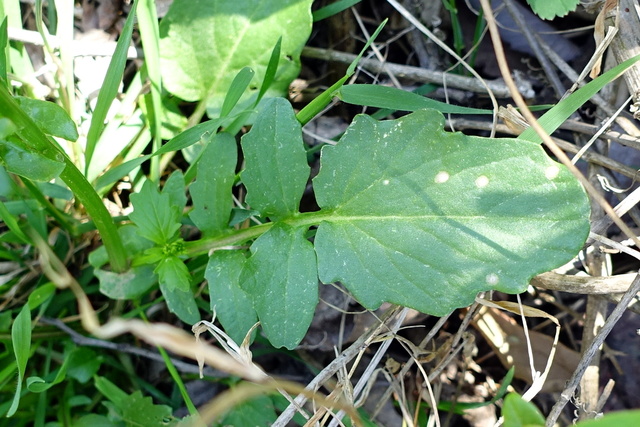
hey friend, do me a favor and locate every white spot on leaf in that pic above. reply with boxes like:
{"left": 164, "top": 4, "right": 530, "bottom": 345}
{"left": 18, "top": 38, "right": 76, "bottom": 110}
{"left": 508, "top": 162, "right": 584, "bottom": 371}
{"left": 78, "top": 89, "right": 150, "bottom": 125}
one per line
{"left": 475, "top": 175, "right": 489, "bottom": 188}
{"left": 434, "top": 171, "right": 449, "bottom": 183}
{"left": 383, "top": 179, "right": 390, "bottom": 185}
{"left": 545, "top": 165, "right": 560, "bottom": 180}
{"left": 486, "top": 273, "right": 499, "bottom": 285}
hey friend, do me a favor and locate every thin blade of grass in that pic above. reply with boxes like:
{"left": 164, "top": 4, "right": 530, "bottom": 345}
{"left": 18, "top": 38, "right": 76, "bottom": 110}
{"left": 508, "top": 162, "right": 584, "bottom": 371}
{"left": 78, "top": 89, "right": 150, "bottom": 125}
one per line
{"left": 0, "top": 200, "right": 30, "bottom": 243}
{"left": 223, "top": 39, "right": 282, "bottom": 135}
{"left": 256, "top": 37, "right": 282, "bottom": 105}
{"left": 0, "top": 17, "right": 8, "bottom": 84}
{"left": 220, "top": 67, "right": 255, "bottom": 118}
{"left": 84, "top": 0, "right": 138, "bottom": 174}
{"left": 95, "top": 118, "right": 222, "bottom": 191}
{"left": 7, "top": 305, "right": 31, "bottom": 417}
{"left": 519, "top": 54, "right": 640, "bottom": 143}
{"left": 137, "top": 0, "right": 163, "bottom": 182}
{"left": 339, "top": 84, "right": 492, "bottom": 114}
{"left": 296, "top": 19, "right": 387, "bottom": 125}
{"left": 313, "top": 0, "right": 362, "bottom": 22}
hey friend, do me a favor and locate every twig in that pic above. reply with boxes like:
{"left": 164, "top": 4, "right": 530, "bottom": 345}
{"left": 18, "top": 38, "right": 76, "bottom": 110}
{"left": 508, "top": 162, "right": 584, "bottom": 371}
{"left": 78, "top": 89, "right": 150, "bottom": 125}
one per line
{"left": 327, "top": 308, "right": 409, "bottom": 427}
{"left": 546, "top": 273, "right": 640, "bottom": 425}
{"left": 7, "top": 27, "right": 140, "bottom": 58}
{"left": 301, "top": 46, "right": 521, "bottom": 98}
{"left": 272, "top": 305, "right": 403, "bottom": 427}
{"left": 531, "top": 270, "right": 639, "bottom": 294}
{"left": 502, "top": 0, "right": 565, "bottom": 97}
{"left": 606, "top": 0, "right": 640, "bottom": 117}
{"left": 371, "top": 313, "right": 452, "bottom": 421}
{"left": 39, "top": 317, "right": 224, "bottom": 377}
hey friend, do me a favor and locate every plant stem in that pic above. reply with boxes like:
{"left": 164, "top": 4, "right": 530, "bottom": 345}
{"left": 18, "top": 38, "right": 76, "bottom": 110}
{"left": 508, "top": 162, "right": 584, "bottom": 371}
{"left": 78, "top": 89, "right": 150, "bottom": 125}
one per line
{"left": 183, "top": 211, "right": 328, "bottom": 257}
{"left": 0, "top": 85, "right": 128, "bottom": 272}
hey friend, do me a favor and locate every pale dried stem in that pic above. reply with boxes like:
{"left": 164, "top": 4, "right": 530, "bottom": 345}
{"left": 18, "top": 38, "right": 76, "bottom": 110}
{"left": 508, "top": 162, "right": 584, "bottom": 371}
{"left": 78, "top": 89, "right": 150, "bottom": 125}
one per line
{"left": 272, "top": 306, "right": 404, "bottom": 427}
{"left": 579, "top": 160, "right": 609, "bottom": 419}
{"left": 547, "top": 273, "right": 640, "bottom": 425}
{"left": 326, "top": 308, "right": 409, "bottom": 427}
{"left": 606, "top": 0, "right": 640, "bottom": 117}
{"left": 300, "top": 48, "right": 519, "bottom": 99}
{"left": 502, "top": 0, "right": 565, "bottom": 97}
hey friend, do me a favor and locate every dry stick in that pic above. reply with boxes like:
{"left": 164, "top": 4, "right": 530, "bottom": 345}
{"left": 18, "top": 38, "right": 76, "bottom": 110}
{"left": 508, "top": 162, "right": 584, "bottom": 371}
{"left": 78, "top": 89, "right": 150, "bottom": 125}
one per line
{"left": 370, "top": 313, "right": 452, "bottom": 420}
{"left": 579, "top": 160, "right": 609, "bottom": 419}
{"left": 546, "top": 273, "right": 640, "bottom": 425}
{"left": 501, "top": 0, "right": 565, "bottom": 97}
{"left": 327, "top": 308, "right": 410, "bottom": 427}
{"left": 39, "top": 317, "right": 221, "bottom": 376}
{"left": 590, "top": 185, "right": 640, "bottom": 237}
{"left": 532, "top": 270, "right": 638, "bottom": 294}
{"left": 606, "top": 0, "right": 640, "bottom": 117}
{"left": 351, "top": 8, "right": 403, "bottom": 89}
{"left": 272, "top": 306, "right": 404, "bottom": 427}
{"left": 301, "top": 47, "right": 519, "bottom": 99}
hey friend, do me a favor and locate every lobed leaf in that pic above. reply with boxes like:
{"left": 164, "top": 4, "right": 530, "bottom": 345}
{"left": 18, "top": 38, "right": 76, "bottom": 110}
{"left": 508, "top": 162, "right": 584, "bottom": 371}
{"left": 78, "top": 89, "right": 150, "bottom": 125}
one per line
{"left": 155, "top": 256, "right": 191, "bottom": 293}
{"left": 525, "top": 0, "right": 579, "bottom": 20}
{"left": 130, "top": 180, "right": 182, "bottom": 245}
{"left": 240, "top": 223, "right": 318, "bottom": 349}
{"left": 313, "top": 109, "right": 590, "bottom": 315}
{"left": 163, "top": 170, "right": 187, "bottom": 210}
{"left": 241, "top": 98, "right": 310, "bottom": 220}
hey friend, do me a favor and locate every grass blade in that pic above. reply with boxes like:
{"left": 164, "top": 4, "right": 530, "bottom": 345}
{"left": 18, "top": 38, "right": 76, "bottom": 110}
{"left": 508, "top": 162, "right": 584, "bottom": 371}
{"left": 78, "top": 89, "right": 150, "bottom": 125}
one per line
{"left": 138, "top": 0, "right": 163, "bottom": 182}
{"left": 256, "top": 37, "right": 282, "bottom": 105}
{"left": 0, "top": 17, "right": 8, "bottom": 85}
{"left": 220, "top": 67, "right": 255, "bottom": 118}
{"left": 313, "top": 0, "right": 362, "bottom": 21}
{"left": 338, "top": 84, "right": 492, "bottom": 114}
{"left": 7, "top": 305, "right": 31, "bottom": 417}
{"left": 84, "top": 0, "right": 139, "bottom": 174}
{"left": 519, "top": 54, "right": 640, "bottom": 143}
{"left": 296, "top": 19, "right": 388, "bottom": 125}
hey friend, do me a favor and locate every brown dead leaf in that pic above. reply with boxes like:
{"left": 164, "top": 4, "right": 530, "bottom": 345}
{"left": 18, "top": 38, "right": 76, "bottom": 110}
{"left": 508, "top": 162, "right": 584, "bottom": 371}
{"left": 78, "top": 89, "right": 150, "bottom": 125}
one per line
{"left": 590, "top": 0, "right": 619, "bottom": 78}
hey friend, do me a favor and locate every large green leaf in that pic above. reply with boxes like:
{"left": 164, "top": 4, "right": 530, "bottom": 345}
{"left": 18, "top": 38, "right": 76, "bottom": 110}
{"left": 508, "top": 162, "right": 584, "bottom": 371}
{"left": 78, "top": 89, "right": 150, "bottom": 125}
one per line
{"left": 158, "top": 0, "right": 312, "bottom": 114}
{"left": 241, "top": 98, "right": 310, "bottom": 220}
{"left": 313, "top": 109, "right": 590, "bottom": 315}
{"left": 240, "top": 223, "right": 318, "bottom": 349}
